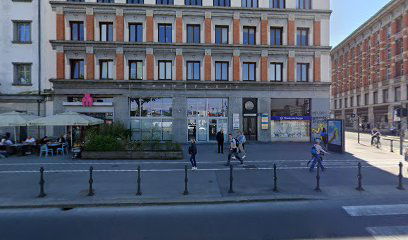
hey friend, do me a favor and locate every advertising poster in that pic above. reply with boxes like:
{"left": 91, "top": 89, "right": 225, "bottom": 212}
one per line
{"left": 327, "top": 119, "right": 344, "bottom": 153}
{"left": 233, "top": 114, "right": 240, "bottom": 130}
{"left": 261, "top": 114, "right": 269, "bottom": 130}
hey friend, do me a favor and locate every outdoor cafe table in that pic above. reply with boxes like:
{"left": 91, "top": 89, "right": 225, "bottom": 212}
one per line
{"left": 47, "top": 142, "right": 62, "bottom": 153}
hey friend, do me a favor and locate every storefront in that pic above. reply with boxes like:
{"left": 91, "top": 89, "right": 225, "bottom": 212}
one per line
{"left": 373, "top": 106, "right": 389, "bottom": 130}
{"left": 187, "top": 98, "right": 228, "bottom": 142}
{"left": 270, "top": 98, "right": 311, "bottom": 142}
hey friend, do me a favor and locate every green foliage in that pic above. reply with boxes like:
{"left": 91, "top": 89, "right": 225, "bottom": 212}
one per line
{"left": 84, "top": 135, "right": 125, "bottom": 151}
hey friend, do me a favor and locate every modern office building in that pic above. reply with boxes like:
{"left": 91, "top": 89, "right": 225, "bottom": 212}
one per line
{"left": 49, "top": 0, "right": 331, "bottom": 143}
{"left": 0, "top": 0, "right": 55, "bottom": 139}
{"left": 331, "top": 0, "right": 407, "bottom": 133}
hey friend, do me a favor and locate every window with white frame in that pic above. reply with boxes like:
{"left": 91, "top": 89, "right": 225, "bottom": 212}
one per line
{"left": 129, "top": 60, "right": 143, "bottom": 80}
{"left": 215, "top": 61, "right": 229, "bottom": 81}
{"left": 13, "top": 63, "right": 32, "bottom": 85}
{"left": 270, "top": 62, "right": 283, "bottom": 82}
{"left": 158, "top": 60, "right": 172, "bottom": 80}
{"left": 187, "top": 61, "right": 201, "bottom": 81}
{"left": 99, "top": 60, "right": 114, "bottom": 79}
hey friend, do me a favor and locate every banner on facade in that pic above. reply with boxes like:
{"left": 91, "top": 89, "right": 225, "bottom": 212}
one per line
{"left": 271, "top": 116, "right": 312, "bottom": 121}
{"left": 233, "top": 113, "right": 240, "bottom": 130}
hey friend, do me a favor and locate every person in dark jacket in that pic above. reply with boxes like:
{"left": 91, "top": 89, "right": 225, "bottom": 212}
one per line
{"left": 216, "top": 129, "right": 224, "bottom": 154}
{"left": 188, "top": 139, "right": 198, "bottom": 170}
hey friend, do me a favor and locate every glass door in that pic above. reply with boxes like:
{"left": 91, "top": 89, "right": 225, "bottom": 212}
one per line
{"left": 197, "top": 119, "right": 207, "bottom": 142}
{"left": 217, "top": 118, "right": 228, "bottom": 142}
{"left": 188, "top": 119, "right": 197, "bottom": 141}
{"left": 209, "top": 119, "right": 217, "bottom": 141}
{"left": 243, "top": 116, "right": 257, "bottom": 141}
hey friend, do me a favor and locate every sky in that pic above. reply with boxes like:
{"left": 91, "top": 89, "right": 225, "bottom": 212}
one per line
{"left": 330, "top": 0, "right": 392, "bottom": 47}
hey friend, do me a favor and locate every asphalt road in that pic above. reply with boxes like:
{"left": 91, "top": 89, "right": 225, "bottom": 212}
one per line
{"left": 1, "top": 197, "right": 408, "bottom": 240}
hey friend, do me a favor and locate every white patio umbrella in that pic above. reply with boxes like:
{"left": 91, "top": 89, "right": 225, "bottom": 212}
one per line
{"left": 27, "top": 112, "right": 104, "bottom": 146}
{"left": 0, "top": 111, "right": 40, "bottom": 142}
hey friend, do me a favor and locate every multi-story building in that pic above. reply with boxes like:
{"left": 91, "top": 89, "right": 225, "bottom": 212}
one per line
{"left": 49, "top": 0, "right": 331, "bottom": 143}
{"left": 0, "top": 0, "right": 55, "bottom": 139}
{"left": 331, "top": 0, "right": 408, "bottom": 133}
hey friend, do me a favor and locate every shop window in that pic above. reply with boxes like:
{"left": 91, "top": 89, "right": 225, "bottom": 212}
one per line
{"left": 187, "top": 98, "right": 228, "bottom": 117}
{"left": 270, "top": 98, "right": 311, "bottom": 117}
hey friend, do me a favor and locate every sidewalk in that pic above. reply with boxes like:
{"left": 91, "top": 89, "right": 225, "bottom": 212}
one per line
{"left": 0, "top": 138, "right": 406, "bottom": 209}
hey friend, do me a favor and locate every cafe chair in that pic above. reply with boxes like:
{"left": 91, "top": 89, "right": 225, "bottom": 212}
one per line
{"left": 56, "top": 143, "right": 68, "bottom": 156}
{"left": 40, "top": 144, "right": 53, "bottom": 157}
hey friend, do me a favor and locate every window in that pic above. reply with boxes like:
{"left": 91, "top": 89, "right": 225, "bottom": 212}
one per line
{"left": 129, "top": 60, "right": 143, "bottom": 80}
{"left": 156, "top": 0, "right": 173, "bottom": 4}
{"left": 396, "top": 17, "right": 402, "bottom": 33}
{"left": 383, "top": 89, "right": 388, "bottom": 103}
{"left": 215, "top": 26, "right": 228, "bottom": 44}
{"left": 242, "top": 62, "right": 256, "bottom": 81}
{"left": 67, "top": 0, "right": 85, "bottom": 2}
{"left": 297, "top": 28, "right": 309, "bottom": 46}
{"left": 373, "top": 91, "right": 378, "bottom": 104}
{"left": 158, "top": 60, "right": 172, "bottom": 80}
{"left": 70, "top": 59, "right": 84, "bottom": 79}
{"left": 395, "top": 87, "right": 401, "bottom": 102}
{"left": 396, "top": 39, "right": 403, "bottom": 55}
{"left": 296, "top": 63, "right": 309, "bottom": 82}
{"left": 213, "top": 0, "right": 230, "bottom": 6}
{"left": 187, "top": 25, "right": 200, "bottom": 43}
{"left": 187, "top": 61, "right": 201, "bottom": 81}
{"left": 339, "top": 99, "right": 342, "bottom": 109}
{"left": 270, "top": 63, "right": 283, "bottom": 82}
{"left": 99, "top": 60, "right": 113, "bottom": 79}
{"left": 185, "top": 0, "right": 202, "bottom": 5}
{"left": 129, "top": 23, "right": 143, "bottom": 42}
{"left": 158, "top": 24, "right": 172, "bottom": 43}
{"left": 396, "top": 61, "right": 403, "bottom": 77}
{"left": 100, "top": 22, "right": 113, "bottom": 41}
{"left": 270, "top": 27, "right": 283, "bottom": 46}
{"left": 97, "top": 0, "right": 114, "bottom": 2}
{"left": 357, "top": 95, "right": 361, "bottom": 107}
{"left": 242, "top": 0, "right": 258, "bottom": 7}
{"left": 215, "top": 61, "right": 229, "bottom": 81}
{"left": 13, "top": 21, "right": 31, "bottom": 43}
{"left": 271, "top": 0, "right": 285, "bottom": 8}
{"left": 13, "top": 63, "right": 31, "bottom": 85}
{"left": 297, "top": 0, "right": 311, "bottom": 9}
{"left": 70, "top": 22, "right": 84, "bottom": 41}
{"left": 243, "top": 27, "right": 256, "bottom": 45}
{"left": 334, "top": 100, "right": 337, "bottom": 109}
{"left": 350, "top": 96, "right": 354, "bottom": 107}
{"left": 364, "top": 93, "right": 369, "bottom": 105}
{"left": 127, "top": 0, "right": 144, "bottom": 3}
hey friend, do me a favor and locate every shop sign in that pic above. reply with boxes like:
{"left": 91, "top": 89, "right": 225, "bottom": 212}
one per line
{"left": 233, "top": 113, "right": 240, "bottom": 130}
{"left": 261, "top": 114, "right": 269, "bottom": 130}
{"left": 82, "top": 94, "right": 94, "bottom": 107}
{"left": 271, "top": 116, "right": 312, "bottom": 121}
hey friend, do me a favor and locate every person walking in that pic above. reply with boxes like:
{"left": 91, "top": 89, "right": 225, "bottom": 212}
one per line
{"left": 225, "top": 134, "right": 243, "bottom": 166}
{"left": 309, "top": 139, "right": 328, "bottom": 172}
{"left": 188, "top": 139, "right": 198, "bottom": 170}
{"left": 216, "top": 129, "right": 224, "bottom": 154}
{"left": 237, "top": 131, "right": 247, "bottom": 159}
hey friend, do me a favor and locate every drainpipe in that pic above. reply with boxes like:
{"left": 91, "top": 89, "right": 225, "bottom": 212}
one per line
{"left": 37, "top": 0, "right": 42, "bottom": 138}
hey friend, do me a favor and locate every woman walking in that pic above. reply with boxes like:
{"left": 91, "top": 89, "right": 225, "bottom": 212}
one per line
{"left": 188, "top": 139, "right": 198, "bottom": 170}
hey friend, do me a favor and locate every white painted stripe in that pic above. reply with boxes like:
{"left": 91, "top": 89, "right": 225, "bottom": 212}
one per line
{"left": 343, "top": 205, "right": 408, "bottom": 217}
{"left": 367, "top": 226, "right": 408, "bottom": 240}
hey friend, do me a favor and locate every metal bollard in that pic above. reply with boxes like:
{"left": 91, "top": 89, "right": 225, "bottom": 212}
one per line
{"left": 314, "top": 165, "right": 321, "bottom": 192}
{"left": 38, "top": 167, "right": 46, "bottom": 198}
{"left": 228, "top": 165, "right": 234, "bottom": 193}
{"left": 273, "top": 164, "right": 278, "bottom": 192}
{"left": 397, "top": 162, "right": 405, "bottom": 190}
{"left": 88, "top": 166, "right": 94, "bottom": 196}
{"left": 390, "top": 140, "right": 394, "bottom": 153}
{"left": 356, "top": 162, "right": 364, "bottom": 191}
{"left": 136, "top": 165, "right": 142, "bottom": 195}
{"left": 183, "top": 165, "right": 189, "bottom": 195}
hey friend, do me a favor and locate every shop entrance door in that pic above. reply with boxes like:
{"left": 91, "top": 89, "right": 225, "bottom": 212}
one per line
{"left": 243, "top": 116, "right": 257, "bottom": 141}
{"left": 209, "top": 119, "right": 217, "bottom": 141}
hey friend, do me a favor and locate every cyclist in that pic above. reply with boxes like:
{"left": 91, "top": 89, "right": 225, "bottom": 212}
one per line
{"left": 371, "top": 128, "right": 381, "bottom": 146}
{"left": 309, "top": 139, "right": 328, "bottom": 172}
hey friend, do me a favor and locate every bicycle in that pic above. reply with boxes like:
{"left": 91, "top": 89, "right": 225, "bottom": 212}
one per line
{"left": 372, "top": 137, "right": 382, "bottom": 149}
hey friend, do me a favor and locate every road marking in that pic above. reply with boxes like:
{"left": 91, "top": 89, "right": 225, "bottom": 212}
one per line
{"left": 343, "top": 204, "right": 408, "bottom": 217}
{"left": 367, "top": 226, "right": 408, "bottom": 240}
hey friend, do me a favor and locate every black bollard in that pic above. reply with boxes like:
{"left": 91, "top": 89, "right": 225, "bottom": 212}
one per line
{"left": 390, "top": 140, "right": 394, "bottom": 153}
{"left": 88, "top": 166, "right": 94, "bottom": 196}
{"left": 273, "top": 164, "right": 278, "bottom": 192}
{"left": 183, "top": 165, "right": 189, "bottom": 195}
{"left": 397, "top": 162, "right": 405, "bottom": 190}
{"left": 136, "top": 165, "right": 142, "bottom": 195}
{"left": 356, "top": 162, "right": 364, "bottom": 191}
{"left": 314, "top": 165, "right": 321, "bottom": 192}
{"left": 228, "top": 165, "right": 234, "bottom": 193}
{"left": 38, "top": 167, "right": 46, "bottom": 198}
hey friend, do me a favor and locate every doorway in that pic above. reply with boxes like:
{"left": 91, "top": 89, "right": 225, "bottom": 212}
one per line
{"left": 243, "top": 116, "right": 257, "bottom": 141}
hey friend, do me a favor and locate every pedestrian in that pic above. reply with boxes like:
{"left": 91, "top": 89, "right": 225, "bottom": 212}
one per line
{"left": 309, "top": 139, "right": 328, "bottom": 172}
{"left": 237, "top": 131, "right": 247, "bottom": 159}
{"left": 216, "top": 129, "right": 224, "bottom": 154}
{"left": 225, "top": 134, "right": 243, "bottom": 166}
{"left": 188, "top": 139, "right": 198, "bottom": 170}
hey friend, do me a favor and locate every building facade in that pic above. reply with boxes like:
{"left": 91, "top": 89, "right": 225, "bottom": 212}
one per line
{"left": 331, "top": 0, "right": 408, "bottom": 133}
{"left": 49, "top": 0, "right": 331, "bottom": 143}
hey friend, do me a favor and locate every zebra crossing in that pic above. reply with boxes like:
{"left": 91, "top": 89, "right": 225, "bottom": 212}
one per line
{"left": 343, "top": 204, "right": 408, "bottom": 240}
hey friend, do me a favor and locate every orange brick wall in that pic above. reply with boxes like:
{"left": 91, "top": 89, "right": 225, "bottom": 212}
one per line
{"left": 314, "top": 56, "right": 321, "bottom": 82}
{"left": 86, "top": 15, "right": 94, "bottom": 41}
{"left": 176, "top": 55, "right": 183, "bottom": 80}
{"left": 233, "top": 56, "right": 240, "bottom": 81}
{"left": 288, "top": 20, "right": 295, "bottom": 46}
{"left": 176, "top": 17, "right": 183, "bottom": 43}
{"left": 56, "top": 14, "right": 65, "bottom": 41}
{"left": 313, "top": 21, "right": 321, "bottom": 46}
{"left": 260, "top": 56, "right": 268, "bottom": 81}
{"left": 116, "top": 15, "right": 124, "bottom": 42}
{"left": 204, "top": 55, "right": 212, "bottom": 81}
{"left": 146, "top": 16, "right": 154, "bottom": 42}
{"left": 261, "top": 20, "right": 268, "bottom": 45}
{"left": 233, "top": 19, "right": 240, "bottom": 45}
{"left": 146, "top": 54, "right": 154, "bottom": 80}
{"left": 56, "top": 52, "right": 65, "bottom": 80}
{"left": 86, "top": 54, "right": 95, "bottom": 80}
{"left": 205, "top": 18, "right": 212, "bottom": 44}
{"left": 116, "top": 54, "right": 124, "bottom": 80}
{"left": 287, "top": 57, "right": 294, "bottom": 82}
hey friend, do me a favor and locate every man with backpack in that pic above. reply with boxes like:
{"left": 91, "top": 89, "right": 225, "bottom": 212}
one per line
{"left": 225, "top": 133, "right": 243, "bottom": 166}
{"left": 237, "top": 131, "right": 247, "bottom": 159}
